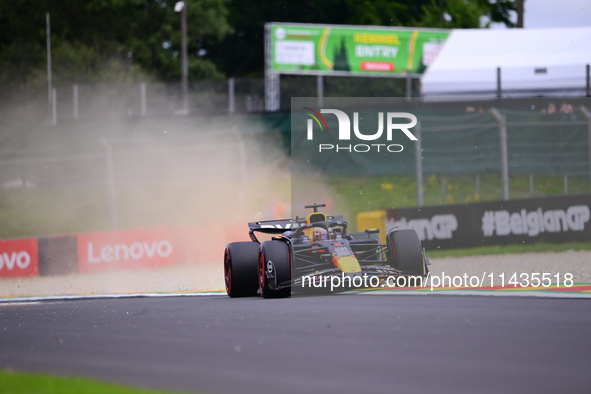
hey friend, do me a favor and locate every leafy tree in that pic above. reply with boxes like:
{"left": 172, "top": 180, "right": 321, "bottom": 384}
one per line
{"left": 418, "top": 0, "right": 516, "bottom": 28}
{"left": 0, "top": 0, "right": 516, "bottom": 87}
{"left": 0, "top": 0, "right": 232, "bottom": 88}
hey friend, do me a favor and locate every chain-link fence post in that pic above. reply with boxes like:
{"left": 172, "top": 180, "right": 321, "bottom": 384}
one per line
{"left": 586, "top": 64, "right": 590, "bottom": 97}
{"left": 490, "top": 107, "right": 509, "bottom": 200}
{"left": 232, "top": 127, "right": 249, "bottom": 214}
{"left": 406, "top": 70, "right": 412, "bottom": 101}
{"left": 73, "top": 84, "right": 79, "bottom": 119}
{"left": 228, "top": 78, "right": 235, "bottom": 114}
{"left": 414, "top": 120, "right": 423, "bottom": 207}
{"left": 140, "top": 82, "right": 147, "bottom": 117}
{"left": 496, "top": 67, "right": 502, "bottom": 98}
{"left": 100, "top": 139, "right": 118, "bottom": 229}
{"left": 579, "top": 106, "right": 591, "bottom": 188}
{"left": 51, "top": 88, "right": 57, "bottom": 125}
{"left": 317, "top": 75, "right": 324, "bottom": 108}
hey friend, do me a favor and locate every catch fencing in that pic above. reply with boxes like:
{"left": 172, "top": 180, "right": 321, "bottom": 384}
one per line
{"left": 414, "top": 106, "right": 591, "bottom": 205}
{"left": 0, "top": 76, "right": 415, "bottom": 125}
{"left": 0, "top": 114, "right": 288, "bottom": 237}
{"left": 290, "top": 102, "right": 591, "bottom": 206}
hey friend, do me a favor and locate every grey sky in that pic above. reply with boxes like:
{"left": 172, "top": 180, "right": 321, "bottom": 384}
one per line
{"left": 494, "top": 0, "right": 591, "bottom": 28}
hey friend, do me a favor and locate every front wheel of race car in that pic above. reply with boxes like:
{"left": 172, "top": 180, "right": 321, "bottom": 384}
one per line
{"left": 259, "top": 240, "right": 291, "bottom": 299}
{"left": 224, "top": 242, "right": 260, "bottom": 297}
{"left": 387, "top": 229, "right": 427, "bottom": 286}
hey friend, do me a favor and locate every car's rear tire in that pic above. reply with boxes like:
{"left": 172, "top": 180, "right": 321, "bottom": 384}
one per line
{"left": 259, "top": 240, "right": 291, "bottom": 299}
{"left": 387, "top": 229, "right": 427, "bottom": 286}
{"left": 224, "top": 242, "right": 260, "bottom": 297}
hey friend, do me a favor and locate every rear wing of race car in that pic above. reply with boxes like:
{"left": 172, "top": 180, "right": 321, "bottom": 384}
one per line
{"left": 247, "top": 215, "right": 346, "bottom": 243}
{"left": 248, "top": 219, "right": 296, "bottom": 242}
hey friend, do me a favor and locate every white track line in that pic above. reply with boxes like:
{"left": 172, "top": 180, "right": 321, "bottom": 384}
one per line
{"left": 2, "top": 289, "right": 589, "bottom": 303}
{"left": 0, "top": 292, "right": 226, "bottom": 303}
{"left": 355, "top": 289, "right": 591, "bottom": 298}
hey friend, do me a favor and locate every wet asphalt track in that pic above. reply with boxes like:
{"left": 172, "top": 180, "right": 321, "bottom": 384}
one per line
{"left": 1, "top": 294, "right": 590, "bottom": 394}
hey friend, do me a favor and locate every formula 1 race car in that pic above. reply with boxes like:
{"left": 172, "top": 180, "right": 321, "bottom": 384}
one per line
{"left": 223, "top": 203, "right": 429, "bottom": 298}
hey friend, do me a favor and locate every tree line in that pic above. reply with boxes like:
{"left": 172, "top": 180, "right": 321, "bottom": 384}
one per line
{"left": 0, "top": 0, "right": 517, "bottom": 89}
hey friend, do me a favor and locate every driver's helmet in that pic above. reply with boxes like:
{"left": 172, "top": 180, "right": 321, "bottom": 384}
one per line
{"left": 313, "top": 228, "right": 328, "bottom": 241}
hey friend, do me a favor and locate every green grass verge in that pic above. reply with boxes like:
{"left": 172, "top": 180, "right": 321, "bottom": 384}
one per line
{"left": 0, "top": 369, "right": 194, "bottom": 394}
{"left": 323, "top": 174, "right": 589, "bottom": 230}
{"left": 327, "top": 174, "right": 590, "bottom": 214}
{"left": 322, "top": 174, "right": 591, "bottom": 258}
{"left": 427, "top": 242, "right": 591, "bottom": 259}
{"left": 0, "top": 173, "right": 589, "bottom": 242}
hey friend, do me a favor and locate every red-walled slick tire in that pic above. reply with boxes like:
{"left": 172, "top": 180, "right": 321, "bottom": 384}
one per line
{"left": 224, "top": 242, "right": 260, "bottom": 297}
{"left": 388, "top": 229, "right": 427, "bottom": 286}
{"left": 259, "top": 240, "right": 291, "bottom": 299}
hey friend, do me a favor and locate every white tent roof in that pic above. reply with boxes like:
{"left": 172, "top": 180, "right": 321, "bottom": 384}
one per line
{"left": 421, "top": 27, "right": 591, "bottom": 97}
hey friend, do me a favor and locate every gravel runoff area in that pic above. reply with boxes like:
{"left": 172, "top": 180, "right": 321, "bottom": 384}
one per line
{"left": 429, "top": 250, "right": 591, "bottom": 286}
{"left": 1, "top": 250, "right": 591, "bottom": 298}
{"left": 0, "top": 263, "right": 225, "bottom": 298}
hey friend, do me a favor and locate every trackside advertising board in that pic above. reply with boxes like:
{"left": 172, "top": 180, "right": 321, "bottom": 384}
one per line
{"left": 0, "top": 238, "right": 39, "bottom": 278}
{"left": 0, "top": 223, "right": 247, "bottom": 278}
{"left": 385, "top": 194, "right": 591, "bottom": 250}
{"left": 78, "top": 227, "right": 176, "bottom": 273}
{"left": 270, "top": 23, "right": 449, "bottom": 76}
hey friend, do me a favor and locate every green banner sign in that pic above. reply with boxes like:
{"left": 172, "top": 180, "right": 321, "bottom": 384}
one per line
{"left": 270, "top": 23, "right": 449, "bottom": 76}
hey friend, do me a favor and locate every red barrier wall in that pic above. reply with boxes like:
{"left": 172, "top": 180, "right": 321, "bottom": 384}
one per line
{"left": 0, "top": 238, "right": 39, "bottom": 278}
{"left": 0, "top": 222, "right": 253, "bottom": 277}
{"left": 78, "top": 227, "right": 176, "bottom": 273}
